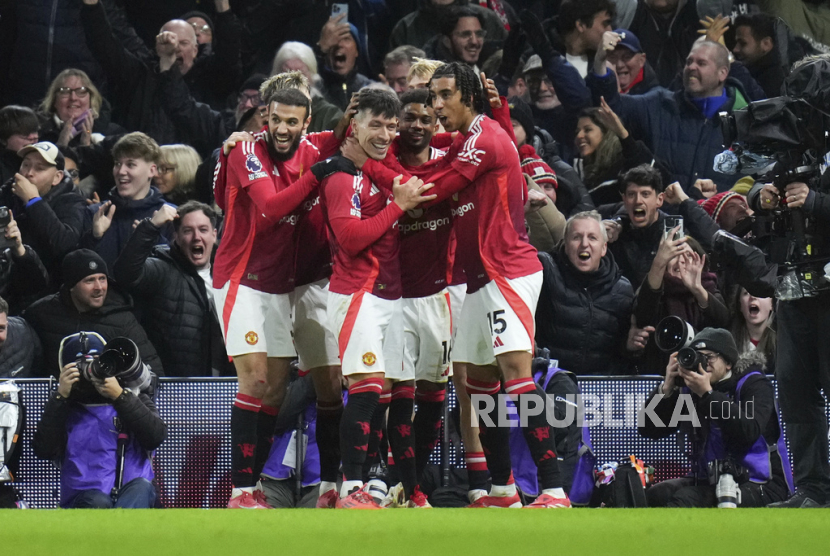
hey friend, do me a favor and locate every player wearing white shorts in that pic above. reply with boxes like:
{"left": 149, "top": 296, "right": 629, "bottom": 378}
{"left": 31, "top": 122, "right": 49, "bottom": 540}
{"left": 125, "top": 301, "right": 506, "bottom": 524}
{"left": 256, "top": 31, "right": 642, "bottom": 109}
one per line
{"left": 213, "top": 88, "right": 348, "bottom": 509}
{"left": 395, "top": 89, "right": 457, "bottom": 490}
{"left": 256, "top": 72, "right": 349, "bottom": 509}
{"left": 358, "top": 64, "right": 569, "bottom": 509}
{"left": 322, "top": 89, "right": 433, "bottom": 509}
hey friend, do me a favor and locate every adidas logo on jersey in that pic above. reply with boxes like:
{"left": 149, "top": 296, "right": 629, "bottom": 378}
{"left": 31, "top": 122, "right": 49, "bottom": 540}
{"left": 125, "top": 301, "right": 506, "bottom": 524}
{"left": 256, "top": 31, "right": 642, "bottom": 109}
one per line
{"left": 493, "top": 337, "right": 504, "bottom": 348}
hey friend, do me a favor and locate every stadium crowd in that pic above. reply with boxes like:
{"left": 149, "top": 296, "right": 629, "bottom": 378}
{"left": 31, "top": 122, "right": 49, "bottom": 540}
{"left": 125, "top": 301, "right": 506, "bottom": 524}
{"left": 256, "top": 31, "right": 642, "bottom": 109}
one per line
{"left": 1, "top": 0, "right": 830, "bottom": 510}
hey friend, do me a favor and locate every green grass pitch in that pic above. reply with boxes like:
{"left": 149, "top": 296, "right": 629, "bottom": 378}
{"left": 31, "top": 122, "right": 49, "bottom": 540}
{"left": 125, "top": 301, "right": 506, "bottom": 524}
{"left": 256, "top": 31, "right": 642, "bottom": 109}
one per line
{"left": 4, "top": 508, "right": 830, "bottom": 555}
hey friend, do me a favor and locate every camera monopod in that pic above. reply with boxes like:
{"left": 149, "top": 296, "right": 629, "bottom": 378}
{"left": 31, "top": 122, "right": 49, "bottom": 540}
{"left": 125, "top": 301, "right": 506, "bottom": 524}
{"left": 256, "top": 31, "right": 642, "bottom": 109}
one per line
{"left": 110, "top": 428, "right": 128, "bottom": 502}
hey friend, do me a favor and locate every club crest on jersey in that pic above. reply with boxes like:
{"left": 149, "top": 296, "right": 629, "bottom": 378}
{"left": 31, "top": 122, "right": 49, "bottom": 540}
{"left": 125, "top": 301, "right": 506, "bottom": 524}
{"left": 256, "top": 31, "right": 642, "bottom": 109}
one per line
{"left": 350, "top": 193, "right": 361, "bottom": 217}
{"left": 362, "top": 352, "right": 377, "bottom": 366}
{"left": 245, "top": 331, "right": 259, "bottom": 345}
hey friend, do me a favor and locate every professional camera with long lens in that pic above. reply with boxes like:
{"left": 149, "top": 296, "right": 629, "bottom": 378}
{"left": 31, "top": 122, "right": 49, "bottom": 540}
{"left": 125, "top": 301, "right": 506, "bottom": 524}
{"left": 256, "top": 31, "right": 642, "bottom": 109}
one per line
{"left": 716, "top": 56, "right": 830, "bottom": 300}
{"left": 59, "top": 332, "right": 153, "bottom": 393}
{"left": 79, "top": 337, "right": 153, "bottom": 392}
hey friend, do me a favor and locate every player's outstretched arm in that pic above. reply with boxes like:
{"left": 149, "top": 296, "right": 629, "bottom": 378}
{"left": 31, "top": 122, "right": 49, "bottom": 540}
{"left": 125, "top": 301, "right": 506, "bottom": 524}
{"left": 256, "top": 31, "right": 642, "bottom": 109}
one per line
{"left": 244, "top": 156, "right": 355, "bottom": 220}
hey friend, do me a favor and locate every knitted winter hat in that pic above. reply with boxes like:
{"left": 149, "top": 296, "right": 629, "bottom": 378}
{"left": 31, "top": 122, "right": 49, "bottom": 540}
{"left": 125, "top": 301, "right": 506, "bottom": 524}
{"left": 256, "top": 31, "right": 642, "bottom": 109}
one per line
{"left": 691, "top": 328, "right": 739, "bottom": 367}
{"left": 62, "top": 249, "right": 108, "bottom": 288}
{"left": 697, "top": 191, "right": 746, "bottom": 225}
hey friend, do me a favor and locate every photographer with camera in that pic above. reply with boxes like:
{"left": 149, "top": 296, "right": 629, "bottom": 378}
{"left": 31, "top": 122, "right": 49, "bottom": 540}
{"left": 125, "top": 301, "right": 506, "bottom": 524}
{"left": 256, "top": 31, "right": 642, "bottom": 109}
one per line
{"left": 639, "top": 327, "right": 789, "bottom": 507}
{"left": 32, "top": 332, "right": 166, "bottom": 508}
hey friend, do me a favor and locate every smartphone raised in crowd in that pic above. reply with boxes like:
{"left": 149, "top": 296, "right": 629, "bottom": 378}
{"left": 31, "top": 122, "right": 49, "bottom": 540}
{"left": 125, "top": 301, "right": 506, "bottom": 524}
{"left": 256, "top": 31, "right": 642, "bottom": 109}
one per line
{"left": 331, "top": 3, "right": 348, "bottom": 21}
{"left": 663, "top": 216, "right": 684, "bottom": 241}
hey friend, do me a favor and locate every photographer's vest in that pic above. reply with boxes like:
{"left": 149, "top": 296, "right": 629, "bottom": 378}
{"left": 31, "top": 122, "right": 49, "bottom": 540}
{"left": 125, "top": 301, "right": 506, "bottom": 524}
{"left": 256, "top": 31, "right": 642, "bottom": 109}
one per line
{"left": 690, "top": 372, "right": 793, "bottom": 491}
{"left": 507, "top": 365, "right": 596, "bottom": 504}
{"left": 60, "top": 404, "right": 154, "bottom": 507}
{"left": 260, "top": 403, "right": 320, "bottom": 488}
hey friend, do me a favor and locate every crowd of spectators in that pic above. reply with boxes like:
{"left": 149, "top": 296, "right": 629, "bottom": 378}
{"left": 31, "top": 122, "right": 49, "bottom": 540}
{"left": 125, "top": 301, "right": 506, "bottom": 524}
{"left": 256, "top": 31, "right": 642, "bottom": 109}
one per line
{"left": 1, "top": 0, "right": 829, "bottom": 509}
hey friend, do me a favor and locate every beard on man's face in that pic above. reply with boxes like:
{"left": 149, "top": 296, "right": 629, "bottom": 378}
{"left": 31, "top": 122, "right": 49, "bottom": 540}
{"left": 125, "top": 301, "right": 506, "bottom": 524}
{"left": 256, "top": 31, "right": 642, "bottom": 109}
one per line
{"left": 269, "top": 133, "right": 303, "bottom": 162}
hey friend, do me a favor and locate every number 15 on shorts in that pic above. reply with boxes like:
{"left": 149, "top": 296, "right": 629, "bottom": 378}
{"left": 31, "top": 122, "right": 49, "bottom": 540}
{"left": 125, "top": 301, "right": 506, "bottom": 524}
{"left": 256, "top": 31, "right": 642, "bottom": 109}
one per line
{"left": 487, "top": 310, "right": 507, "bottom": 335}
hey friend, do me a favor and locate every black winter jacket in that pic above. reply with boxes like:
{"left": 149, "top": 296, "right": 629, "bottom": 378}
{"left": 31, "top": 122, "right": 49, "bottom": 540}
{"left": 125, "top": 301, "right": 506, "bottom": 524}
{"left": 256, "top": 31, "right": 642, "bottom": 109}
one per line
{"left": 0, "top": 246, "right": 50, "bottom": 315}
{"left": 22, "top": 287, "right": 163, "bottom": 378}
{"left": 0, "top": 316, "right": 43, "bottom": 378}
{"left": 618, "top": 0, "right": 704, "bottom": 88}
{"left": 746, "top": 49, "right": 786, "bottom": 99}
{"left": 156, "top": 65, "right": 234, "bottom": 160}
{"left": 80, "top": 2, "right": 240, "bottom": 146}
{"left": 1, "top": 0, "right": 149, "bottom": 107}
{"left": 0, "top": 149, "right": 21, "bottom": 187}
{"left": 318, "top": 65, "right": 376, "bottom": 112}
{"left": 113, "top": 220, "right": 232, "bottom": 377}
{"left": 0, "top": 175, "right": 85, "bottom": 288}
{"left": 587, "top": 69, "right": 748, "bottom": 192}
{"left": 627, "top": 61, "right": 661, "bottom": 96}
{"left": 535, "top": 249, "right": 634, "bottom": 375}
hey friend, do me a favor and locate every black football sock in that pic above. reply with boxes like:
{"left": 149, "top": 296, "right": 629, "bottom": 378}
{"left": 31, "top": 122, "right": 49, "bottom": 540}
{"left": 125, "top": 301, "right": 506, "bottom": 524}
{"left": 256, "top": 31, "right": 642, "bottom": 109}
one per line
{"left": 363, "top": 391, "right": 389, "bottom": 481}
{"left": 388, "top": 384, "right": 417, "bottom": 498}
{"left": 467, "top": 378, "right": 512, "bottom": 486}
{"left": 231, "top": 393, "right": 261, "bottom": 488}
{"left": 508, "top": 379, "right": 562, "bottom": 490}
{"left": 316, "top": 399, "right": 343, "bottom": 484}
{"left": 414, "top": 387, "right": 446, "bottom": 481}
{"left": 340, "top": 378, "right": 383, "bottom": 483}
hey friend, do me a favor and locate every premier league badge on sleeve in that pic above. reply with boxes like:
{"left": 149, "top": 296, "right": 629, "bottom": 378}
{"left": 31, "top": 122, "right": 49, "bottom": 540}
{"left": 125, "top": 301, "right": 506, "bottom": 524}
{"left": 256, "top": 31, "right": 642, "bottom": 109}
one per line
{"left": 246, "top": 154, "right": 262, "bottom": 172}
{"left": 246, "top": 153, "right": 268, "bottom": 180}
{"left": 350, "top": 192, "right": 361, "bottom": 217}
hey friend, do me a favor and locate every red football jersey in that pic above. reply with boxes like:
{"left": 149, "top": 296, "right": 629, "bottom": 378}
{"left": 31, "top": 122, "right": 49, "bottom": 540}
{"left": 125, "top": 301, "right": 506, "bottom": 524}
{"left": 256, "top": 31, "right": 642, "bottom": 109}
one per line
{"left": 321, "top": 171, "right": 404, "bottom": 300}
{"left": 449, "top": 115, "right": 539, "bottom": 290}
{"left": 363, "top": 115, "right": 540, "bottom": 293}
{"left": 399, "top": 147, "right": 458, "bottom": 298}
{"left": 275, "top": 132, "right": 341, "bottom": 287}
{"left": 213, "top": 139, "right": 300, "bottom": 294}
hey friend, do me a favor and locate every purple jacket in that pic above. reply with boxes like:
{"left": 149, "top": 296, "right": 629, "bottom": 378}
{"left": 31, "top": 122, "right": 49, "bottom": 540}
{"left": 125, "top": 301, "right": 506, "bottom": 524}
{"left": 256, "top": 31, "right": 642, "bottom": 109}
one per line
{"left": 60, "top": 404, "right": 155, "bottom": 507}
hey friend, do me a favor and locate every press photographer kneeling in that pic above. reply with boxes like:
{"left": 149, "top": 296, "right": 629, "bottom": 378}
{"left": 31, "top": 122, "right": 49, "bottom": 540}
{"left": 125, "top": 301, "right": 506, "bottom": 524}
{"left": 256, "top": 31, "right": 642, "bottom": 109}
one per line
{"left": 32, "top": 333, "right": 166, "bottom": 508}
{"left": 639, "top": 328, "right": 789, "bottom": 507}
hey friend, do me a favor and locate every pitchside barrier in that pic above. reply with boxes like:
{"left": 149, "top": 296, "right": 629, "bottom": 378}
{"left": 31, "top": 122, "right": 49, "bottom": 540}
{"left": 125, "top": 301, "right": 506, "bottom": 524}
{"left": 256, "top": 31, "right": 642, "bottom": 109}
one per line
{"left": 6, "top": 376, "right": 799, "bottom": 508}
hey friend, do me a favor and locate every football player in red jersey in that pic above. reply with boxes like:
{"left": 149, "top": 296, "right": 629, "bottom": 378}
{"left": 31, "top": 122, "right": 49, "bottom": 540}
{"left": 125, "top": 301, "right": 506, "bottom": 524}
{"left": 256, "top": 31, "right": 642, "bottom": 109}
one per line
{"left": 223, "top": 72, "right": 357, "bottom": 509}
{"left": 346, "top": 63, "right": 570, "bottom": 508}
{"left": 213, "top": 88, "right": 352, "bottom": 509}
{"left": 320, "top": 89, "right": 435, "bottom": 509}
